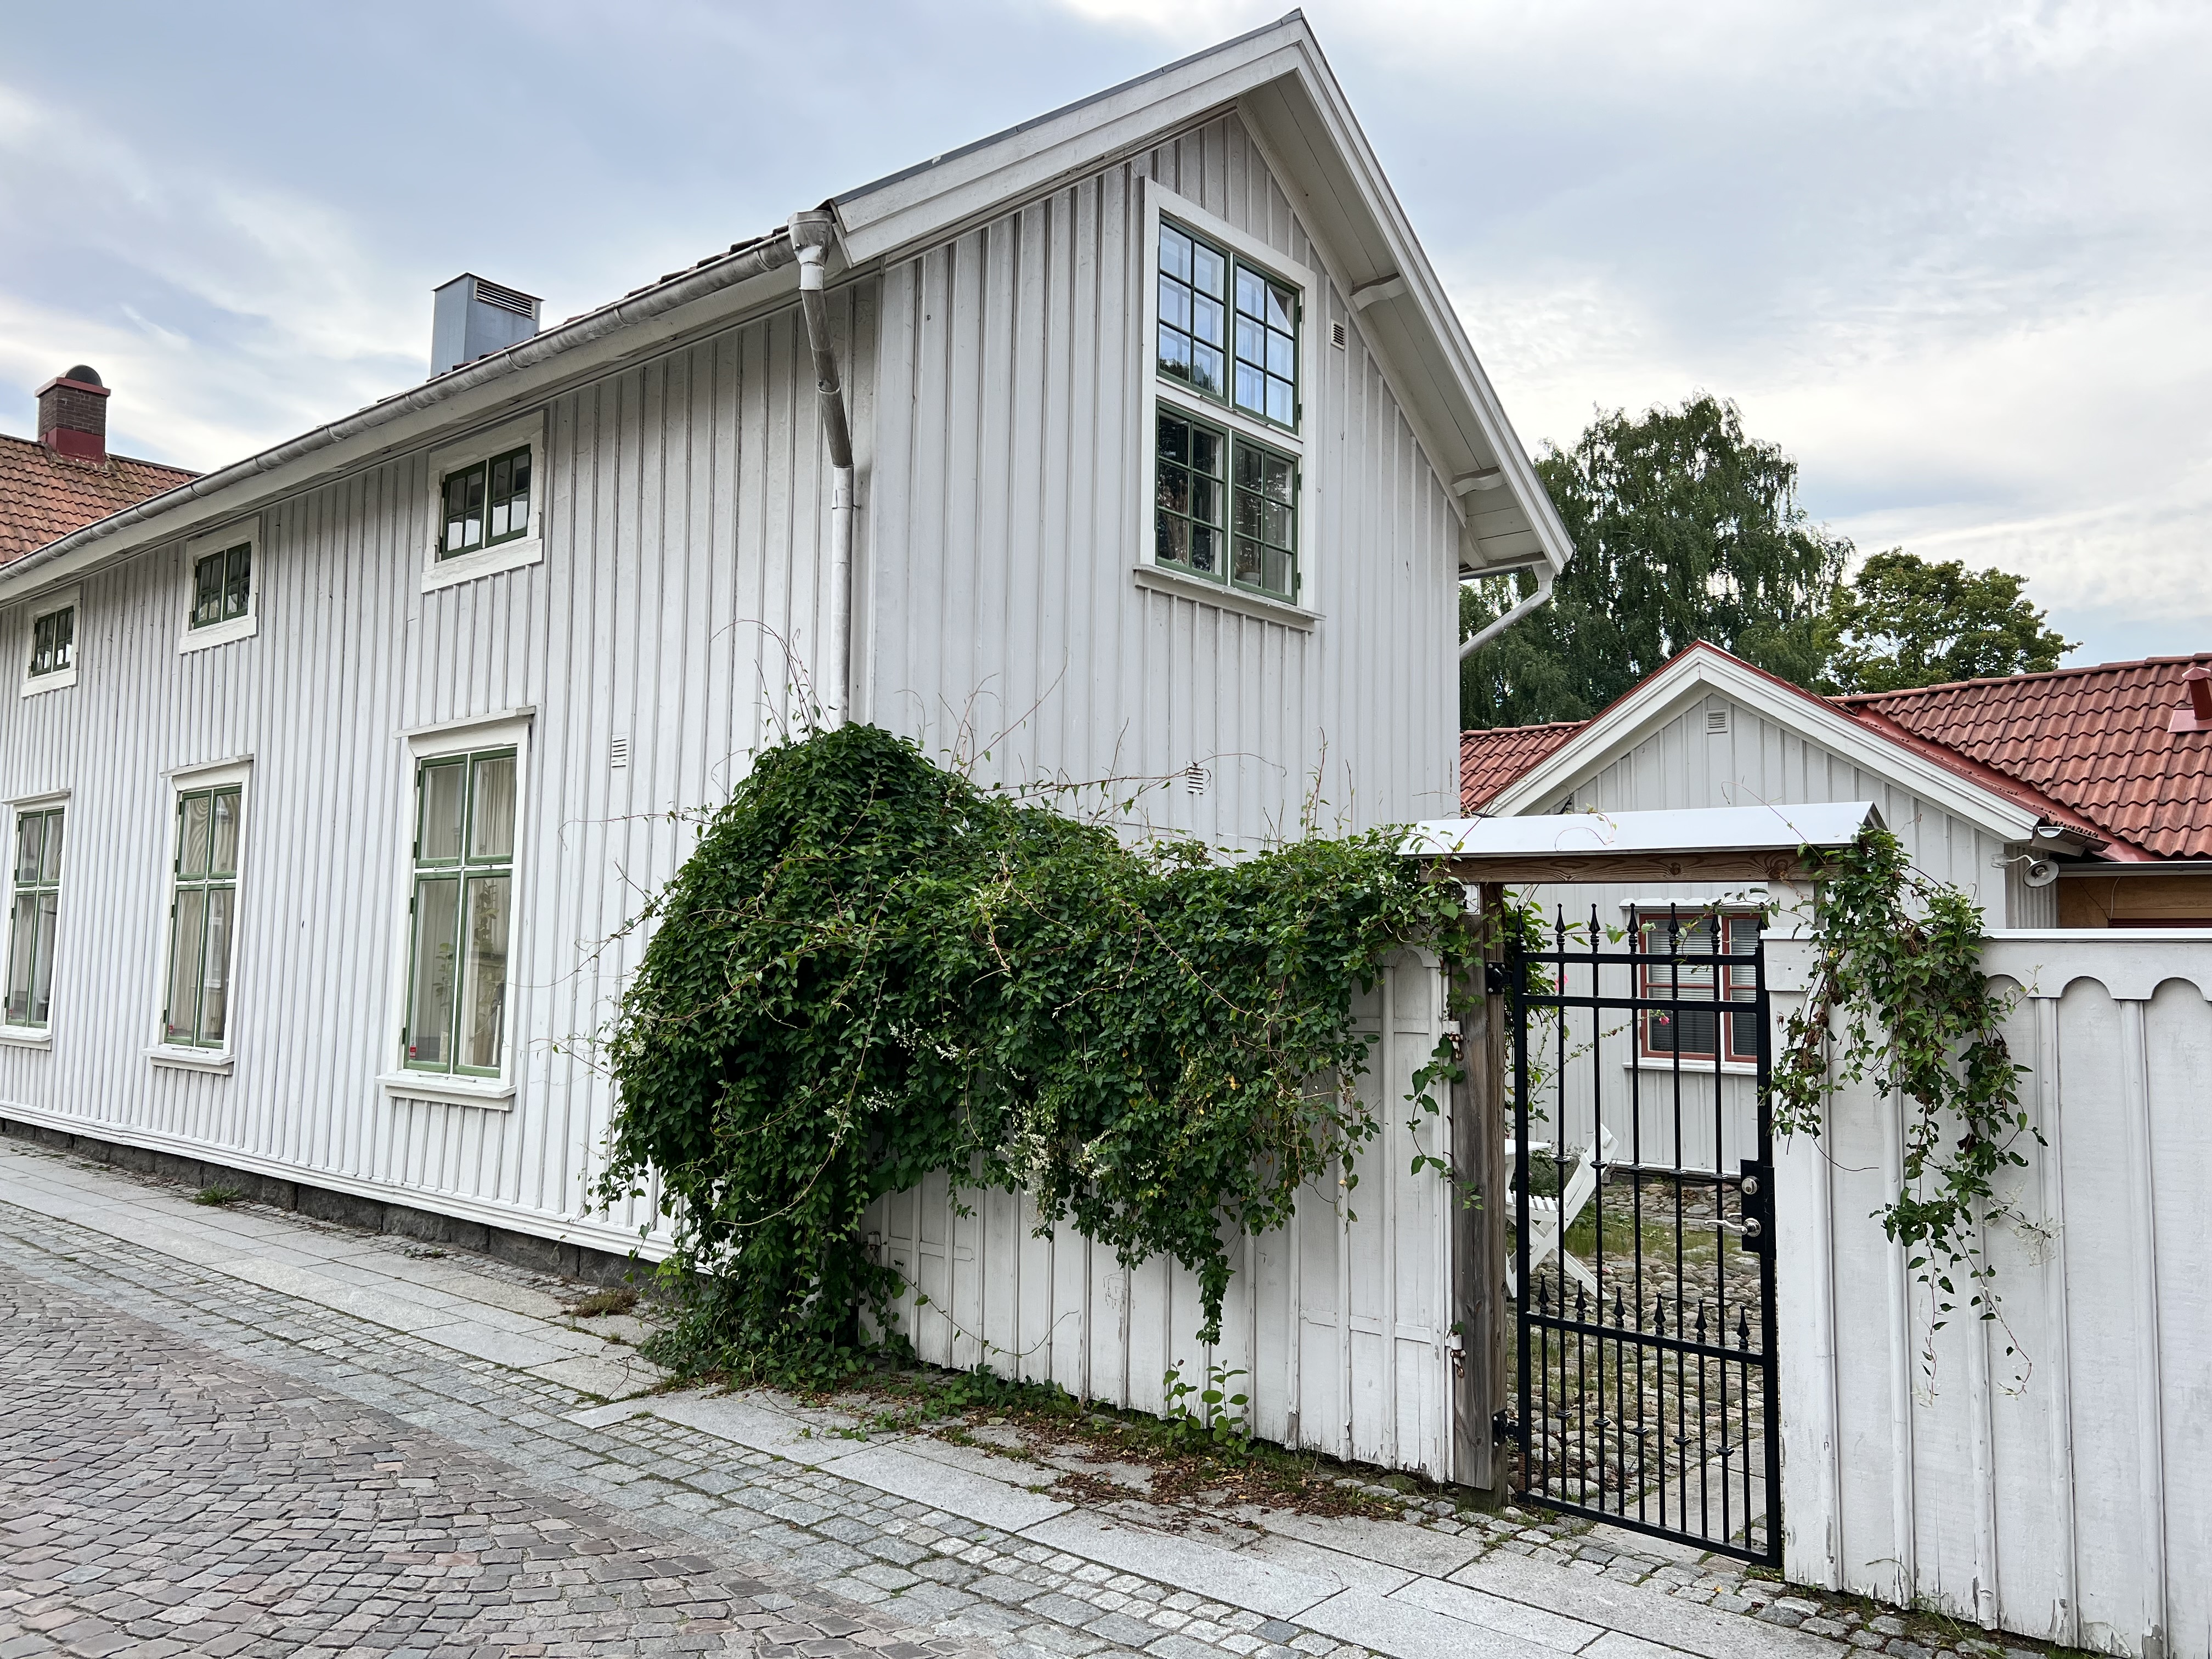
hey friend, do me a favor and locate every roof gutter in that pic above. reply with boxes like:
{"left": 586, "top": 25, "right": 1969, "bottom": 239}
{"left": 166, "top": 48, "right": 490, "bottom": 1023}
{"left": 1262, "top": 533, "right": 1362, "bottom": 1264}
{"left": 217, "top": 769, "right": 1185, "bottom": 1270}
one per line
{"left": 1459, "top": 564, "right": 1553, "bottom": 659}
{"left": 7, "top": 231, "right": 800, "bottom": 590}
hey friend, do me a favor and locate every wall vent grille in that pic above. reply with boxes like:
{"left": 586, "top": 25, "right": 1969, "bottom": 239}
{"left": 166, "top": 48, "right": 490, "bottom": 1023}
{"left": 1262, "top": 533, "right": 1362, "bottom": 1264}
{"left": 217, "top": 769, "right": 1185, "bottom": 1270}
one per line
{"left": 1331, "top": 321, "right": 1347, "bottom": 349}
{"left": 1705, "top": 707, "right": 1731, "bottom": 735}
{"left": 610, "top": 733, "right": 630, "bottom": 769}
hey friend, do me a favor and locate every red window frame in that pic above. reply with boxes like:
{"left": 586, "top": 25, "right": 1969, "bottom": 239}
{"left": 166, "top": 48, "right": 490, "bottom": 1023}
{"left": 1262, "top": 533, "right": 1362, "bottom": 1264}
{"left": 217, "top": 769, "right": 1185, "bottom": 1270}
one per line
{"left": 1636, "top": 910, "right": 1760, "bottom": 1065}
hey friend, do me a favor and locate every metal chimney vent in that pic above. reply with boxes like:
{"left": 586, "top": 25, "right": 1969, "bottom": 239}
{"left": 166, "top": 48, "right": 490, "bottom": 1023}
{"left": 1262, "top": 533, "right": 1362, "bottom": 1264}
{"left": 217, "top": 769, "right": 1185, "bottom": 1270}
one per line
{"left": 431, "top": 273, "right": 542, "bottom": 377}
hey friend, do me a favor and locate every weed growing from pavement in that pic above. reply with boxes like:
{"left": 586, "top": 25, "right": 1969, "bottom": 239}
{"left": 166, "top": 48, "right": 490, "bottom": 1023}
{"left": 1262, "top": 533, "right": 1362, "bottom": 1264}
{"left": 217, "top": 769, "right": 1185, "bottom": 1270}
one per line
{"left": 567, "top": 1286, "right": 641, "bottom": 1318}
{"left": 191, "top": 1184, "right": 246, "bottom": 1206}
{"left": 706, "top": 1348, "right": 1457, "bottom": 1522}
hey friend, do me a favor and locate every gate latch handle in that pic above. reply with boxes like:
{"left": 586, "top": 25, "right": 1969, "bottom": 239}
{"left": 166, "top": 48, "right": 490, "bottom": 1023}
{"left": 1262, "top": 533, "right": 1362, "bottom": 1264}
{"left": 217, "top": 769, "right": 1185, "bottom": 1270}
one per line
{"left": 1739, "top": 1158, "right": 1769, "bottom": 1255}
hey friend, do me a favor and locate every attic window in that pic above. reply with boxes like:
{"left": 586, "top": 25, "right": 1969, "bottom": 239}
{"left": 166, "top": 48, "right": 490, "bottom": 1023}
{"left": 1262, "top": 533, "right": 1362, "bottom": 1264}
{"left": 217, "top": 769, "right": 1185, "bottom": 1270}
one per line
{"left": 441, "top": 445, "right": 532, "bottom": 558}
{"left": 1157, "top": 220, "right": 1299, "bottom": 431}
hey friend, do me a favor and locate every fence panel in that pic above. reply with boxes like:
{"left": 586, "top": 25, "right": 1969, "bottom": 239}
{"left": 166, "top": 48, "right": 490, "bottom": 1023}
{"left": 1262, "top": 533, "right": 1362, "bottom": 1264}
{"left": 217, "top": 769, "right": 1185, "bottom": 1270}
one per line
{"left": 1776, "top": 931, "right": 2212, "bottom": 1658}
{"left": 861, "top": 950, "right": 1462, "bottom": 1480}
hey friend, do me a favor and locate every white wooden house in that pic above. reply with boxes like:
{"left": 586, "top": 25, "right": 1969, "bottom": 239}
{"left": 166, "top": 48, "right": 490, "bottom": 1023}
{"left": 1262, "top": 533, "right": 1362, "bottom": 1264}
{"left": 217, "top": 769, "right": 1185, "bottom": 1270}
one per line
{"left": 0, "top": 16, "right": 1568, "bottom": 1272}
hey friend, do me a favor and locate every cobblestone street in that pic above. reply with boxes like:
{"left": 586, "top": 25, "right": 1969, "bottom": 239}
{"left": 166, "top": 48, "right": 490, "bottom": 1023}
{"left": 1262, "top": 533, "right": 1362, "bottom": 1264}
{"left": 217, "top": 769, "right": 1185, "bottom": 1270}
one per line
{"left": 0, "top": 1143, "right": 2074, "bottom": 1659}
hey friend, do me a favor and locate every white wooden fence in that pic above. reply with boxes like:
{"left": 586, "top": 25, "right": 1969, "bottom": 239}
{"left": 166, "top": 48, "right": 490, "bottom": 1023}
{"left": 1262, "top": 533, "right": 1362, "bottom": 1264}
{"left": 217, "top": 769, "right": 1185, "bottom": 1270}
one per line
{"left": 1776, "top": 929, "right": 2212, "bottom": 1659}
{"left": 861, "top": 950, "right": 1466, "bottom": 1482}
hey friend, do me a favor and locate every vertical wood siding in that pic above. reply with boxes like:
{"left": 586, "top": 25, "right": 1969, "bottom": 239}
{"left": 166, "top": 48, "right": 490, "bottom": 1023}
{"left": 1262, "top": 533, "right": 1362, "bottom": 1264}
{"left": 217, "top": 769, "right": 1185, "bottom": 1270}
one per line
{"left": 0, "top": 297, "right": 855, "bottom": 1252}
{"left": 861, "top": 952, "right": 1460, "bottom": 1479}
{"left": 864, "top": 112, "right": 1462, "bottom": 842}
{"left": 1776, "top": 935, "right": 2212, "bottom": 1657}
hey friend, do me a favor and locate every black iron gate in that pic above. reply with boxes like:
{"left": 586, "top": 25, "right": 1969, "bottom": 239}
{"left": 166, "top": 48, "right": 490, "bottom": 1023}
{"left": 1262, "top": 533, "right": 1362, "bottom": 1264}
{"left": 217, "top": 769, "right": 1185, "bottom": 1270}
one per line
{"left": 1505, "top": 905, "right": 1780, "bottom": 1564}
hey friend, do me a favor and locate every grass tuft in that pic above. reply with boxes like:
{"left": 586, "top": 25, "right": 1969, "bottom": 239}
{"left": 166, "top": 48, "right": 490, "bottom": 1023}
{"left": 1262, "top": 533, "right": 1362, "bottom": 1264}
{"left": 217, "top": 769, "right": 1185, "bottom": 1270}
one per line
{"left": 191, "top": 1184, "right": 247, "bottom": 1207}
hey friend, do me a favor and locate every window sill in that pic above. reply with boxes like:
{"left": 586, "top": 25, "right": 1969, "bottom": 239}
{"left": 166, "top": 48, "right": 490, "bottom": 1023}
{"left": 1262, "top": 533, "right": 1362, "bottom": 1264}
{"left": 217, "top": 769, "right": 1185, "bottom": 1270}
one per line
{"left": 20, "top": 667, "right": 77, "bottom": 697}
{"left": 0, "top": 1026, "right": 52, "bottom": 1049}
{"left": 179, "top": 612, "right": 258, "bottom": 654}
{"left": 1132, "top": 565, "right": 1319, "bottom": 631}
{"left": 422, "top": 535, "right": 543, "bottom": 594}
{"left": 378, "top": 1071, "right": 516, "bottom": 1110}
{"left": 148, "top": 1045, "right": 234, "bottom": 1074}
{"left": 1625, "top": 1057, "right": 1759, "bottom": 1079}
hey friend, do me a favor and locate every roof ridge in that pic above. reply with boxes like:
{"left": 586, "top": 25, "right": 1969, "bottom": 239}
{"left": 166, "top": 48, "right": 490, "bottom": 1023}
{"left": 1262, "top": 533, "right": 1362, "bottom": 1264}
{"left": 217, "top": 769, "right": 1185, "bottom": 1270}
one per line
{"left": 0, "top": 430, "right": 199, "bottom": 477}
{"left": 1836, "top": 652, "right": 2212, "bottom": 703}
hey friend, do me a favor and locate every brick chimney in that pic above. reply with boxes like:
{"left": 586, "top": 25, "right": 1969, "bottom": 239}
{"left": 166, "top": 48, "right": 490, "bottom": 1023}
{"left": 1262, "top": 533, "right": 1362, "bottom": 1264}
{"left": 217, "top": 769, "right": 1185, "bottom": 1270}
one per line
{"left": 35, "top": 365, "right": 109, "bottom": 462}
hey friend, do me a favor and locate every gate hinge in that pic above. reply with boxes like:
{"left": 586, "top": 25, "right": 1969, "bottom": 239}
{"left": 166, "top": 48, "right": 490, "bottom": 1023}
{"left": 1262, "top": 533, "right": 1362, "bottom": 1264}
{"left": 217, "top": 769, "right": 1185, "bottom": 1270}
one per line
{"left": 1484, "top": 961, "right": 1511, "bottom": 996}
{"left": 1491, "top": 1408, "right": 1516, "bottom": 1445}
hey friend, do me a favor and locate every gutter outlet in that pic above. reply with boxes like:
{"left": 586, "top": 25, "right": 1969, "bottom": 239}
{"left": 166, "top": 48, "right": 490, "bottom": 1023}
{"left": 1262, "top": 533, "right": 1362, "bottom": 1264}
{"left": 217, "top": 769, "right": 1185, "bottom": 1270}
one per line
{"left": 1459, "top": 564, "right": 1555, "bottom": 660}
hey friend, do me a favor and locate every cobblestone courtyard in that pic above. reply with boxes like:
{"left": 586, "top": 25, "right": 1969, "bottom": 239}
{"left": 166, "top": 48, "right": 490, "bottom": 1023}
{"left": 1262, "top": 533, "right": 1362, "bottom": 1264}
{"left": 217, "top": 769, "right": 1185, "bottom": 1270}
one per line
{"left": 0, "top": 1144, "right": 2078, "bottom": 1659}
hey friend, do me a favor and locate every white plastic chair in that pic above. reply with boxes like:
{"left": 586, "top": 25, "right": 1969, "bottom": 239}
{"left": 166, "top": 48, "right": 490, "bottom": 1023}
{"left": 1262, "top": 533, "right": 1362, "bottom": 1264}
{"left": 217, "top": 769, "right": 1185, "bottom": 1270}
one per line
{"left": 1507, "top": 1127, "right": 1617, "bottom": 1297}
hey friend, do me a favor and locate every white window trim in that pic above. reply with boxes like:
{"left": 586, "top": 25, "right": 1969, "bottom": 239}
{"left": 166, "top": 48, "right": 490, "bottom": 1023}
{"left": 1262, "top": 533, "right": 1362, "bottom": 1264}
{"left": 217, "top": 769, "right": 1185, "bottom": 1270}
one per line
{"left": 3, "top": 788, "right": 69, "bottom": 1041}
{"left": 149, "top": 757, "right": 253, "bottom": 1070}
{"left": 378, "top": 709, "right": 531, "bottom": 1108}
{"left": 178, "top": 521, "right": 262, "bottom": 654}
{"left": 1625, "top": 1057, "right": 1760, "bottom": 1079}
{"left": 19, "top": 585, "right": 81, "bottom": 696}
{"left": 422, "top": 412, "right": 546, "bottom": 594}
{"left": 1139, "top": 179, "right": 1319, "bottom": 619}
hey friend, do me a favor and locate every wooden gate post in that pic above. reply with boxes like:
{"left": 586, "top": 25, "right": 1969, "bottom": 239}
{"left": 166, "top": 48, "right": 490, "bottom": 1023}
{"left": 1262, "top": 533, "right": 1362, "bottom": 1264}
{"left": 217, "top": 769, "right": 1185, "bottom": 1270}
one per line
{"left": 1452, "top": 882, "right": 1511, "bottom": 1500}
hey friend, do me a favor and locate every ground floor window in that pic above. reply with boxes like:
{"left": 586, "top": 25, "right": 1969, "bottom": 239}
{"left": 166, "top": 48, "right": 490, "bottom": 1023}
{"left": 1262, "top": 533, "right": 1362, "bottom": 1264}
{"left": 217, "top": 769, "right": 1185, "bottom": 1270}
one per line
{"left": 5, "top": 806, "right": 64, "bottom": 1028}
{"left": 403, "top": 747, "right": 516, "bottom": 1076}
{"left": 164, "top": 786, "right": 241, "bottom": 1048}
{"left": 1635, "top": 909, "right": 1760, "bottom": 1064}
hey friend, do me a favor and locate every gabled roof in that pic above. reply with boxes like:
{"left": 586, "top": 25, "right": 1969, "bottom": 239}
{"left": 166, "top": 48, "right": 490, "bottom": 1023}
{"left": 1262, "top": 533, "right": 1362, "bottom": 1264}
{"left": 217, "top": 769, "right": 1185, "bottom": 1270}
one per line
{"left": 1, "top": 16, "right": 1566, "bottom": 601}
{"left": 1471, "top": 642, "right": 2095, "bottom": 853}
{"left": 1838, "top": 656, "right": 2212, "bottom": 859}
{"left": 0, "top": 433, "right": 196, "bottom": 566}
{"left": 832, "top": 12, "right": 1570, "bottom": 580}
{"left": 1460, "top": 721, "right": 1581, "bottom": 812}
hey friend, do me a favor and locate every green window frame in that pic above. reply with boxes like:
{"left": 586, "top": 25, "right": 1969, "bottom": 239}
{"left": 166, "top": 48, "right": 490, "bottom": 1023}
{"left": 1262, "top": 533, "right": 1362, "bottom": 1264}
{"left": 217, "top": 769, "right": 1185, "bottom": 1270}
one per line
{"left": 1157, "top": 219, "right": 1299, "bottom": 431}
{"left": 29, "top": 606, "right": 74, "bottom": 678}
{"left": 5, "top": 806, "right": 64, "bottom": 1029}
{"left": 438, "top": 445, "right": 533, "bottom": 560}
{"left": 163, "top": 787, "right": 241, "bottom": 1048}
{"left": 190, "top": 543, "right": 252, "bottom": 629}
{"left": 403, "top": 747, "right": 517, "bottom": 1076}
{"left": 1154, "top": 406, "right": 1300, "bottom": 602}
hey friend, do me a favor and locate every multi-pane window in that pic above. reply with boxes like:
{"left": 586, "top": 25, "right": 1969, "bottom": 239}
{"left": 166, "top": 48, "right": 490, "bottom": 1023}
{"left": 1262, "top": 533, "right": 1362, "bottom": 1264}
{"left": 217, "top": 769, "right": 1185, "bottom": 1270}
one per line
{"left": 439, "top": 447, "right": 532, "bottom": 559}
{"left": 1157, "top": 221, "right": 1298, "bottom": 429}
{"left": 5, "top": 808, "right": 64, "bottom": 1029}
{"left": 1637, "top": 911, "right": 1760, "bottom": 1064}
{"left": 404, "top": 748, "right": 516, "bottom": 1076}
{"left": 163, "top": 787, "right": 240, "bottom": 1048}
{"left": 29, "top": 607, "right": 74, "bottom": 678}
{"left": 191, "top": 543, "right": 251, "bottom": 629}
{"left": 1154, "top": 408, "right": 1299, "bottom": 601}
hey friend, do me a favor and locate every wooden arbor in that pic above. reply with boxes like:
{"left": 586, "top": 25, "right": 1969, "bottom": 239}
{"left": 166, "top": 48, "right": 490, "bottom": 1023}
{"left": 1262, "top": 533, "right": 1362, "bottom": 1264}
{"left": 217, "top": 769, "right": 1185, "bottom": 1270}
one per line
{"left": 1406, "top": 802, "right": 1882, "bottom": 1499}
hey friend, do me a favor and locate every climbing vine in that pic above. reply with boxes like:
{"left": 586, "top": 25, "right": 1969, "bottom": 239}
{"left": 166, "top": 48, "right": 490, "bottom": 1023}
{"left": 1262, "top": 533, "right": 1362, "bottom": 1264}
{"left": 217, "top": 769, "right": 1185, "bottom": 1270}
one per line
{"left": 595, "top": 723, "right": 1479, "bottom": 1378}
{"left": 1773, "top": 827, "right": 2038, "bottom": 1353}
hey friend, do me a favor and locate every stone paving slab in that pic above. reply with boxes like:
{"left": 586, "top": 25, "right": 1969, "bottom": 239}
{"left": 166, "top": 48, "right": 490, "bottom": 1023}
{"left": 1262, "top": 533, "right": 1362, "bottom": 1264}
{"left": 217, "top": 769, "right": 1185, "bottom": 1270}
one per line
{"left": 0, "top": 1140, "right": 2066, "bottom": 1659}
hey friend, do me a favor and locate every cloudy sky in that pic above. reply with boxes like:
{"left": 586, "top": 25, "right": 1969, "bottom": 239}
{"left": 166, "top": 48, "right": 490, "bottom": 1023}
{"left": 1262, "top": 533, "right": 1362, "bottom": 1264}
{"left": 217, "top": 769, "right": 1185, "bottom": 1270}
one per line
{"left": 5, "top": 1, "right": 2207, "bottom": 664}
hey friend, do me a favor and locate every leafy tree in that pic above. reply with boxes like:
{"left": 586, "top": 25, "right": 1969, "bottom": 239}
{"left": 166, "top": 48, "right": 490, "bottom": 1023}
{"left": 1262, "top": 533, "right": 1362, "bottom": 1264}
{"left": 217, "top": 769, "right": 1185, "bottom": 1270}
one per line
{"left": 1821, "top": 549, "right": 2075, "bottom": 695}
{"left": 1462, "top": 394, "right": 1849, "bottom": 727}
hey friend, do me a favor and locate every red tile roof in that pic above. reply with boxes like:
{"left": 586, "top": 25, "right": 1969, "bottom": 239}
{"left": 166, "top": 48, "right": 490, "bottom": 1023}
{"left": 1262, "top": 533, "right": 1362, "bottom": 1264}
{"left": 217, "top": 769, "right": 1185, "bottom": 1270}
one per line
{"left": 1460, "top": 647, "right": 2212, "bottom": 861}
{"left": 0, "top": 432, "right": 197, "bottom": 567}
{"left": 1837, "top": 656, "right": 2212, "bottom": 859}
{"left": 1460, "top": 721, "right": 1584, "bottom": 812}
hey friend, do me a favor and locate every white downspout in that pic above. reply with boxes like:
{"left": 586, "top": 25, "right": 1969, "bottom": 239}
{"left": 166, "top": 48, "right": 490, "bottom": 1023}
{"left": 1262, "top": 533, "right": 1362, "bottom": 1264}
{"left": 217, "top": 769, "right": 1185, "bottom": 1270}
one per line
{"left": 1458, "top": 563, "right": 1555, "bottom": 659}
{"left": 790, "top": 211, "right": 855, "bottom": 725}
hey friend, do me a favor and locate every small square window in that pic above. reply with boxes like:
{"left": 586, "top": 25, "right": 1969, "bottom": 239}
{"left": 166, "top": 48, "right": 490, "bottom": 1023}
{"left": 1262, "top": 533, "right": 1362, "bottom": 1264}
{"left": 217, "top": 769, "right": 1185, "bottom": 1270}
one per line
{"left": 29, "top": 606, "right": 74, "bottom": 679}
{"left": 441, "top": 445, "right": 532, "bottom": 560}
{"left": 191, "top": 543, "right": 252, "bottom": 628}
